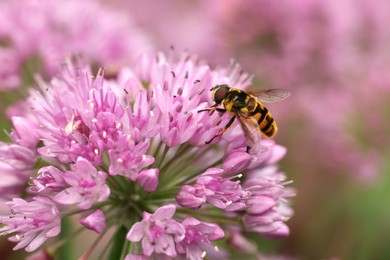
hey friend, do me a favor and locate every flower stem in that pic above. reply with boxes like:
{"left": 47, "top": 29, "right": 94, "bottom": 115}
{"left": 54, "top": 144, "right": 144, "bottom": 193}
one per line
{"left": 79, "top": 228, "right": 109, "bottom": 260}
{"left": 157, "top": 144, "right": 170, "bottom": 169}
{"left": 49, "top": 226, "right": 85, "bottom": 256}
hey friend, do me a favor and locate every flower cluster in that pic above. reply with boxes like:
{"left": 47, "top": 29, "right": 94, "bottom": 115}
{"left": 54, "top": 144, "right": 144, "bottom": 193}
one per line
{"left": 0, "top": 52, "right": 294, "bottom": 259}
{"left": 0, "top": 0, "right": 151, "bottom": 90}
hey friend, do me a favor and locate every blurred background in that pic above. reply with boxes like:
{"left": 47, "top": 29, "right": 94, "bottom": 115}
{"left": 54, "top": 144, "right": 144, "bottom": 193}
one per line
{"left": 1, "top": 0, "right": 390, "bottom": 259}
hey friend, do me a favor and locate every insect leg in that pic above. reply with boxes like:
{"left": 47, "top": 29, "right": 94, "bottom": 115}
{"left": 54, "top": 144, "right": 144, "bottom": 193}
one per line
{"left": 205, "top": 116, "right": 236, "bottom": 144}
{"left": 198, "top": 105, "right": 226, "bottom": 114}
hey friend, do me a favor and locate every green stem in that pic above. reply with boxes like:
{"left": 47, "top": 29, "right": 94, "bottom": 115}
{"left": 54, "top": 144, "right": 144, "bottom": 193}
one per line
{"left": 120, "top": 239, "right": 131, "bottom": 260}
{"left": 50, "top": 226, "right": 84, "bottom": 255}
{"left": 157, "top": 144, "right": 170, "bottom": 169}
{"left": 108, "top": 226, "right": 128, "bottom": 260}
{"left": 159, "top": 143, "right": 192, "bottom": 172}
{"left": 97, "top": 230, "right": 116, "bottom": 260}
{"left": 108, "top": 175, "right": 130, "bottom": 194}
{"left": 152, "top": 140, "right": 163, "bottom": 159}
{"left": 79, "top": 228, "right": 110, "bottom": 260}
{"left": 57, "top": 219, "right": 75, "bottom": 260}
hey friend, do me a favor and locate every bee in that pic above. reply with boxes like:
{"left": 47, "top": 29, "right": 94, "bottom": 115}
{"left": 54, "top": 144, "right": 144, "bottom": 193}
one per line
{"left": 199, "top": 84, "right": 290, "bottom": 147}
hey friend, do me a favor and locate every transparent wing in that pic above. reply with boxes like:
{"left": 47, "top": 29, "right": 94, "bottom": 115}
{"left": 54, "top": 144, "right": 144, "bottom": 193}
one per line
{"left": 235, "top": 111, "right": 262, "bottom": 148}
{"left": 249, "top": 89, "right": 290, "bottom": 103}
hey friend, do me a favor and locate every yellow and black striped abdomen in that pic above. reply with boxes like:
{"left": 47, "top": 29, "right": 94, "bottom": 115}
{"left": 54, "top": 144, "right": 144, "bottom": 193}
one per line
{"left": 249, "top": 101, "right": 278, "bottom": 138}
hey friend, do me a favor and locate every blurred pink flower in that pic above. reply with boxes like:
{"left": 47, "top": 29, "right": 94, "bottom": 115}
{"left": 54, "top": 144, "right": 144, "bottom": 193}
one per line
{"left": 0, "top": 196, "right": 61, "bottom": 252}
{"left": 0, "top": 0, "right": 152, "bottom": 90}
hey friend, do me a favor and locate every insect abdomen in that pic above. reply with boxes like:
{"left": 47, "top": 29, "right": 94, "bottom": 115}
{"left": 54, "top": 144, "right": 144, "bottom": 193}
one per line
{"left": 250, "top": 102, "right": 278, "bottom": 138}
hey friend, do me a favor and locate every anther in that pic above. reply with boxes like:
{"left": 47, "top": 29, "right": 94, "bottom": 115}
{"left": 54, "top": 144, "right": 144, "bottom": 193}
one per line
{"left": 176, "top": 104, "right": 183, "bottom": 113}
{"left": 87, "top": 100, "right": 94, "bottom": 109}
{"left": 196, "top": 87, "right": 205, "bottom": 95}
{"left": 163, "top": 81, "right": 169, "bottom": 91}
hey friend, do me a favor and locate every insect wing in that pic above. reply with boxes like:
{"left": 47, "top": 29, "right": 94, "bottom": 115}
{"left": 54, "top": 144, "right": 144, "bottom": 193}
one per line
{"left": 250, "top": 89, "right": 290, "bottom": 103}
{"left": 235, "top": 111, "right": 262, "bottom": 148}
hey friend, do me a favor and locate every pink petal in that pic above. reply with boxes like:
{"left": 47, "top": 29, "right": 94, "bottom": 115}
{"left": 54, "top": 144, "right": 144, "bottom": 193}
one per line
{"left": 25, "top": 232, "right": 48, "bottom": 252}
{"left": 153, "top": 204, "right": 176, "bottom": 221}
{"left": 54, "top": 188, "right": 83, "bottom": 205}
{"left": 80, "top": 210, "right": 106, "bottom": 234}
{"left": 127, "top": 221, "right": 146, "bottom": 242}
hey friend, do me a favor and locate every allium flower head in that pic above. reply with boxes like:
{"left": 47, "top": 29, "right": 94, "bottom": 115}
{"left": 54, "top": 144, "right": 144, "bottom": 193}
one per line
{"left": 0, "top": 52, "right": 294, "bottom": 258}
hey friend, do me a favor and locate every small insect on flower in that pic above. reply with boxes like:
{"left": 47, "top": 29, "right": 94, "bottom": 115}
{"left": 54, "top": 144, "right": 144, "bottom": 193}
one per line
{"left": 199, "top": 84, "right": 290, "bottom": 147}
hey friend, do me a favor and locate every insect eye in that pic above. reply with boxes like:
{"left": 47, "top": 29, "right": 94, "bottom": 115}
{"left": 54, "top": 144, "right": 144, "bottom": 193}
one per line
{"left": 212, "top": 84, "right": 230, "bottom": 104}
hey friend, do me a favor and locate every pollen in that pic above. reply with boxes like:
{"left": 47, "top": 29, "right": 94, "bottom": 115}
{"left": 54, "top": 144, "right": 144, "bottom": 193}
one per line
{"left": 201, "top": 251, "right": 207, "bottom": 258}
{"left": 116, "top": 158, "right": 123, "bottom": 163}
{"left": 87, "top": 100, "right": 94, "bottom": 109}
{"left": 65, "top": 116, "right": 75, "bottom": 135}
{"left": 94, "top": 148, "right": 99, "bottom": 155}
{"left": 116, "top": 122, "right": 122, "bottom": 129}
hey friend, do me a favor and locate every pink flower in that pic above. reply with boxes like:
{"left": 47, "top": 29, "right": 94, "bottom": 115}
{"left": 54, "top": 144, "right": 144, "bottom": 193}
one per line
{"left": 54, "top": 157, "right": 110, "bottom": 209}
{"left": 176, "top": 168, "right": 250, "bottom": 211}
{"left": 175, "top": 185, "right": 207, "bottom": 210}
{"left": 243, "top": 166, "right": 295, "bottom": 238}
{"left": 176, "top": 217, "right": 224, "bottom": 260}
{"left": 0, "top": 142, "right": 36, "bottom": 213}
{"left": 29, "top": 166, "right": 67, "bottom": 194}
{"left": 222, "top": 150, "right": 252, "bottom": 175}
{"left": 127, "top": 204, "right": 185, "bottom": 257}
{"left": 108, "top": 135, "right": 154, "bottom": 180}
{"left": 0, "top": 0, "right": 152, "bottom": 90}
{"left": 80, "top": 210, "right": 106, "bottom": 234}
{"left": 136, "top": 168, "right": 160, "bottom": 192}
{"left": 0, "top": 196, "right": 61, "bottom": 252}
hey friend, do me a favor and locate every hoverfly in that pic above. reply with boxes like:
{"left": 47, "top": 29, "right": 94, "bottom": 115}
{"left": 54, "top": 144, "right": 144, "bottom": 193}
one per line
{"left": 199, "top": 84, "right": 290, "bottom": 147}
